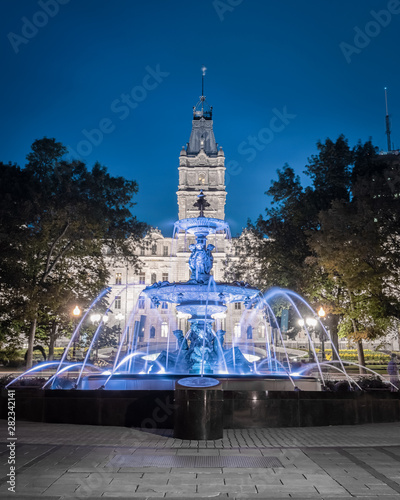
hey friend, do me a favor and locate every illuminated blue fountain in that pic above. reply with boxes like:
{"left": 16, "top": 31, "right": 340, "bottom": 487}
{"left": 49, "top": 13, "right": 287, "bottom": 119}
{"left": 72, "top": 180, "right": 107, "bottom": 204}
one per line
{"left": 143, "top": 191, "right": 258, "bottom": 376}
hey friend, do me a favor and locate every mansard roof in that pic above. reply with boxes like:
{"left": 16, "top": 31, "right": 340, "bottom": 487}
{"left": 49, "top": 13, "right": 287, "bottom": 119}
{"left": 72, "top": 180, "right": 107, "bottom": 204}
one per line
{"left": 187, "top": 116, "right": 218, "bottom": 156}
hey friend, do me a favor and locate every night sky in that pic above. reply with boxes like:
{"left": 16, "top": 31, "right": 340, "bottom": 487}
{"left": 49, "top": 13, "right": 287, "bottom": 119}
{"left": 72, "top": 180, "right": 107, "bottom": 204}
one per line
{"left": 1, "top": 0, "right": 399, "bottom": 235}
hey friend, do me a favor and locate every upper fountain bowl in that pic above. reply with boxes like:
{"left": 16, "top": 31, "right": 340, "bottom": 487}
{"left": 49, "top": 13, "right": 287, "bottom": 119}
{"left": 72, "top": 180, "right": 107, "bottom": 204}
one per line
{"left": 174, "top": 217, "right": 230, "bottom": 238}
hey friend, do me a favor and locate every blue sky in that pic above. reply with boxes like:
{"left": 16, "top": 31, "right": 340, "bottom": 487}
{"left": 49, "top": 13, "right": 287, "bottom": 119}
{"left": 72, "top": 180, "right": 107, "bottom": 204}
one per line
{"left": 1, "top": 0, "right": 400, "bottom": 235}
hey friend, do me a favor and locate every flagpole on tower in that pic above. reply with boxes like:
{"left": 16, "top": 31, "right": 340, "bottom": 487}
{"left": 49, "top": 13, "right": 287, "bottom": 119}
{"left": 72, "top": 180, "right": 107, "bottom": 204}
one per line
{"left": 201, "top": 65, "right": 207, "bottom": 98}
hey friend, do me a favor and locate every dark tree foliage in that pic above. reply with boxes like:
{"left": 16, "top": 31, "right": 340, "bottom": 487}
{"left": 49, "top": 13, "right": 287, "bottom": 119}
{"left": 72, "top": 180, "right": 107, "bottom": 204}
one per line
{"left": 226, "top": 136, "right": 400, "bottom": 370}
{"left": 0, "top": 138, "right": 148, "bottom": 367}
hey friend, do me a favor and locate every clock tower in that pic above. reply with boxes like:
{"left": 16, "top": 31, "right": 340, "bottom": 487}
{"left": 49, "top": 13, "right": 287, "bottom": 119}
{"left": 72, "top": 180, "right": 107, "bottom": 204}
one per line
{"left": 177, "top": 76, "right": 226, "bottom": 220}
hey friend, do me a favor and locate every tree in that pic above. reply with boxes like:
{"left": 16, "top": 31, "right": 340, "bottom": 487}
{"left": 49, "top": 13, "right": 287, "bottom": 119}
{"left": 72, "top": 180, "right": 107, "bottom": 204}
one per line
{"left": 0, "top": 138, "right": 148, "bottom": 368}
{"left": 226, "top": 136, "right": 400, "bottom": 369}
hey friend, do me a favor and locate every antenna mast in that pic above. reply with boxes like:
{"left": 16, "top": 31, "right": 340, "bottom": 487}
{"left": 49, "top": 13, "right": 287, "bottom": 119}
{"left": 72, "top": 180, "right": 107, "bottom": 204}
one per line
{"left": 385, "top": 87, "right": 392, "bottom": 152}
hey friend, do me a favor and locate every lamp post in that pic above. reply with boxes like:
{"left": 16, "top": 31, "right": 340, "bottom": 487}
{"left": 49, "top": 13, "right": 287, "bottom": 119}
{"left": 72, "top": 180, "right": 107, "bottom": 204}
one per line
{"left": 116, "top": 313, "right": 124, "bottom": 344}
{"left": 90, "top": 313, "right": 109, "bottom": 362}
{"left": 318, "top": 307, "right": 326, "bottom": 360}
{"left": 72, "top": 305, "right": 81, "bottom": 358}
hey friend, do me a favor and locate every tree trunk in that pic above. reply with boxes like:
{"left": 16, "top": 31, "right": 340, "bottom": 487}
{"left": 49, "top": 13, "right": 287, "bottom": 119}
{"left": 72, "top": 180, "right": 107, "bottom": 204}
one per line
{"left": 48, "top": 322, "right": 58, "bottom": 361}
{"left": 328, "top": 314, "right": 340, "bottom": 362}
{"left": 26, "top": 316, "right": 37, "bottom": 369}
{"left": 356, "top": 339, "right": 366, "bottom": 374}
{"left": 348, "top": 291, "right": 366, "bottom": 374}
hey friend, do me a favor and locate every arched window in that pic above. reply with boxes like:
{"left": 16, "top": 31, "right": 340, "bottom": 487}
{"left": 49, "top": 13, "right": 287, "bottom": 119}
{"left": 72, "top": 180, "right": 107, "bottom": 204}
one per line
{"left": 258, "top": 325, "right": 265, "bottom": 338}
{"left": 161, "top": 322, "right": 168, "bottom": 337}
{"left": 151, "top": 273, "right": 157, "bottom": 284}
{"left": 151, "top": 244, "right": 157, "bottom": 255}
{"left": 150, "top": 326, "right": 156, "bottom": 338}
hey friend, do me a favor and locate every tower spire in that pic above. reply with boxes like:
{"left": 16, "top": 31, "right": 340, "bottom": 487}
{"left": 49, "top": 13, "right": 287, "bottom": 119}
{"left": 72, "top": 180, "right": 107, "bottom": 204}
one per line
{"left": 385, "top": 87, "right": 392, "bottom": 152}
{"left": 192, "top": 66, "right": 212, "bottom": 121}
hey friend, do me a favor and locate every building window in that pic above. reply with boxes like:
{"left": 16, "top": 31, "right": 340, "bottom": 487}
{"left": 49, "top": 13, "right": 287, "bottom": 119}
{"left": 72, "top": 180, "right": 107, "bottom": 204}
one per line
{"left": 162, "top": 272, "right": 169, "bottom": 282}
{"left": 151, "top": 273, "right": 157, "bottom": 284}
{"left": 161, "top": 301, "right": 168, "bottom": 309}
{"left": 140, "top": 247, "right": 145, "bottom": 256}
{"left": 258, "top": 325, "right": 265, "bottom": 338}
{"left": 151, "top": 244, "right": 157, "bottom": 255}
{"left": 161, "top": 322, "right": 168, "bottom": 337}
{"left": 115, "top": 296, "right": 121, "bottom": 309}
{"left": 139, "top": 272, "right": 145, "bottom": 285}
{"left": 234, "top": 323, "right": 241, "bottom": 338}
{"left": 150, "top": 326, "right": 156, "bottom": 338}
{"left": 139, "top": 326, "right": 144, "bottom": 338}
{"left": 150, "top": 300, "right": 156, "bottom": 309}
{"left": 115, "top": 273, "right": 122, "bottom": 285}
{"left": 234, "top": 302, "right": 241, "bottom": 310}
{"left": 138, "top": 297, "right": 145, "bottom": 309}
{"left": 163, "top": 246, "right": 169, "bottom": 256}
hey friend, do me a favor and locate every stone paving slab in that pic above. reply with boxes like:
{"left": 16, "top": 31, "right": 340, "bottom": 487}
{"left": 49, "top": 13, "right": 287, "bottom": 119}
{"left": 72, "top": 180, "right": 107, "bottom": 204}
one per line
{"left": 2, "top": 421, "right": 400, "bottom": 498}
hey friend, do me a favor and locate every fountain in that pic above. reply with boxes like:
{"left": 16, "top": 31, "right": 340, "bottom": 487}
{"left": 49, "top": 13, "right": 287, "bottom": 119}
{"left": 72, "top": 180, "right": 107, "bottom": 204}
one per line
{"left": 143, "top": 191, "right": 257, "bottom": 379}
{"left": 5, "top": 193, "right": 399, "bottom": 435}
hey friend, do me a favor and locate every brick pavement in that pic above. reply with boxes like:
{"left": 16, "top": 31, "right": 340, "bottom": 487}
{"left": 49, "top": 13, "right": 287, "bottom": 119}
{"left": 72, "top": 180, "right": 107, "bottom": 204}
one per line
{"left": 1, "top": 421, "right": 400, "bottom": 499}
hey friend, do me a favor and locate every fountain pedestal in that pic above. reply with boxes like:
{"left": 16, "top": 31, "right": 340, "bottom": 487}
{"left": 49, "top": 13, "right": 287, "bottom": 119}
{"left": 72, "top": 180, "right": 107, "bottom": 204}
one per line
{"left": 174, "top": 380, "right": 223, "bottom": 440}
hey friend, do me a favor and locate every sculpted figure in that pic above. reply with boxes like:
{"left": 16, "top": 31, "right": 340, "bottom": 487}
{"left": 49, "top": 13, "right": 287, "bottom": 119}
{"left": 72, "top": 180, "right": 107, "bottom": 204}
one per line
{"left": 189, "top": 241, "right": 215, "bottom": 279}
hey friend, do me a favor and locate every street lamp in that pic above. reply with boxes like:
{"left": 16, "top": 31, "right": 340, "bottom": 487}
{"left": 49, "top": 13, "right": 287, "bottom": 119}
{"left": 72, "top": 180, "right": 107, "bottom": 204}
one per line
{"left": 90, "top": 313, "right": 109, "bottom": 362}
{"left": 72, "top": 305, "right": 81, "bottom": 358}
{"left": 116, "top": 313, "right": 124, "bottom": 343}
{"left": 90, "top": 313, "right": 108, "bottom": 324}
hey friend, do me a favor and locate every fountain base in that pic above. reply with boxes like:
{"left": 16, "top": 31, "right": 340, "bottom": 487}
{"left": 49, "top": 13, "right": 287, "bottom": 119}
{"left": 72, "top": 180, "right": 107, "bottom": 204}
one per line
{"left": 3, "top": 382, "right": 399, "bottom": 431}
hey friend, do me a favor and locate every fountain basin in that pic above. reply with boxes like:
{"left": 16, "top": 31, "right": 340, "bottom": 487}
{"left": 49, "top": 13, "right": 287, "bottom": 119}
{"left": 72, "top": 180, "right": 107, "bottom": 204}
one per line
{"left": 2, "top": 384, "right": 399, "bottom": 429}
{"left": 77, "top": 373, "right": 321, "bottom": 391}
{"left": 144, "top": 281, "right": 259, "bottom": 306}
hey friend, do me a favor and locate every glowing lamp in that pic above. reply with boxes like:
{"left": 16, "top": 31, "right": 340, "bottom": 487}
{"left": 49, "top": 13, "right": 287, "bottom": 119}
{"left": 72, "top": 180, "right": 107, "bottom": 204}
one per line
{"left": 306, "top": 317, "right": 317, "bottom": 327}
{"left": 73, "top": 306, "right": 81, "bottom": 316}
{"left": 90, "top": 313, "right": 101, "bottom": 323}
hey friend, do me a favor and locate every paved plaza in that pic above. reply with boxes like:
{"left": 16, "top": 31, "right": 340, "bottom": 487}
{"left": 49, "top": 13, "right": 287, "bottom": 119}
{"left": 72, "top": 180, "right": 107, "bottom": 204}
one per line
{"left": 1, "top": 421, "right": 400, "bottom": 499}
